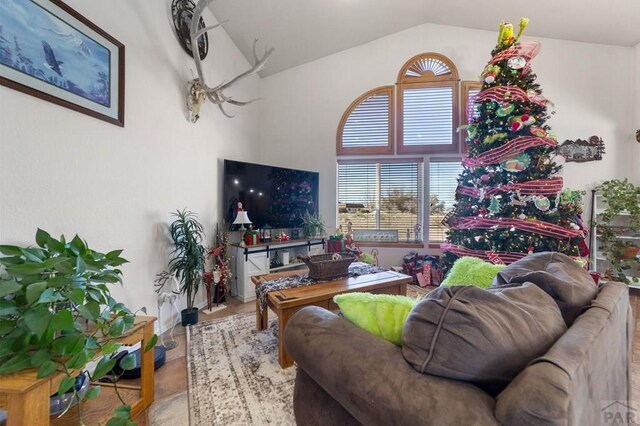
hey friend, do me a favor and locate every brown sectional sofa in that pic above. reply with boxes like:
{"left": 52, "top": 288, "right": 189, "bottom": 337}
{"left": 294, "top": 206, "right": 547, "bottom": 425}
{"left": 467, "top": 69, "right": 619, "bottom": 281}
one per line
{"left": 283, "top": 253, "right": 632, "bottom": 425}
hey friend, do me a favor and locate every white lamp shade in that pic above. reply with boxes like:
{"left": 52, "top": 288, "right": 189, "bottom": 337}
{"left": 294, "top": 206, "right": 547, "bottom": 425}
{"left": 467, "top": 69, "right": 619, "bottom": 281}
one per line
{"left": 233, "top": 210, "right": 252, "bottom": 225}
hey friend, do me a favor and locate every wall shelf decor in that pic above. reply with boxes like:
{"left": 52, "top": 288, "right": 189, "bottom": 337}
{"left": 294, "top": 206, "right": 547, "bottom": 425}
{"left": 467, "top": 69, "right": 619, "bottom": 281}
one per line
{"left": 556, "top": 136, "right": 605, "bottom": 162}
{"left": 0, "top": 0, "right": 125, "bottom": 126}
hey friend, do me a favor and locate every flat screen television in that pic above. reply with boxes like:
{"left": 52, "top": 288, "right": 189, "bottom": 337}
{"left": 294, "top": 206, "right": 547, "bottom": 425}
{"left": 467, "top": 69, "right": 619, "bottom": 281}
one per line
{"left": 223, "top": 159, "right": 319, "bottom": 230}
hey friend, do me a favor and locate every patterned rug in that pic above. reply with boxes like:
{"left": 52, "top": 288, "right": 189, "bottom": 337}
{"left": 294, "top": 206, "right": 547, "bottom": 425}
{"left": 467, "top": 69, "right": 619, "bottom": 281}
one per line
{"left": 186, "top": 313, "right": 296, "bottom": 425}
{"left": 186, "top": 285, "right": 431, "bottom": 425}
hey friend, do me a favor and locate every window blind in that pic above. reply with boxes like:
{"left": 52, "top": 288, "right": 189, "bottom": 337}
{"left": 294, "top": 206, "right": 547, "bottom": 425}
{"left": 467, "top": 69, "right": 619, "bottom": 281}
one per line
{"left": 342, "top": 93, "right": 389, "bottom": 148}
{"left": 338, "top": 161, "right": 423, "bottom": 238}
{"left": 429, "top": 160, "right": 462, "bottom": 241}
{"left": 403, "top": 86, "right": 453, "bottom": 146}
{"left": 467, "top": 88, "right": 481, "bottom": 123}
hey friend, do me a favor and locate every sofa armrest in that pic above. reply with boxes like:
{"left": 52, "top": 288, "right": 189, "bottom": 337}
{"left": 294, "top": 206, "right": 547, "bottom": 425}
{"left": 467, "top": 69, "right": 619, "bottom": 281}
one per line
{"left": 284, "top": 306, "right": 499, "bottom": 426}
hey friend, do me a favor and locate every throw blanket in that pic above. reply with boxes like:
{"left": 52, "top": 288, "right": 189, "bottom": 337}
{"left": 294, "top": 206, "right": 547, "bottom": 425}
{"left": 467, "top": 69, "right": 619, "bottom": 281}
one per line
{"left": 255, "top": 263, "right": 387, "bottom": 313}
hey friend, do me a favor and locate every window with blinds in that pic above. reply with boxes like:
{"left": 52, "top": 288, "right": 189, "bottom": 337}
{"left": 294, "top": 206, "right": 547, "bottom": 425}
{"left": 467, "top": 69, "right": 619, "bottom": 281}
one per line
{"left": 403, "top": 86, "right": 454, "bottom": 146}
{"left": 429, "top": 160, "right": 463, "bottom": 241}
{"left": 396, "top": 53, "right": 459, "bottom": 154}
{"left": 460, "top": 81, "right": 482, "bottom": 152}
{"left": 337, "top": 86, "right": 394, "bottom": 155}
{"left": 338, "top": 161, "right": 423, "bottom": 239}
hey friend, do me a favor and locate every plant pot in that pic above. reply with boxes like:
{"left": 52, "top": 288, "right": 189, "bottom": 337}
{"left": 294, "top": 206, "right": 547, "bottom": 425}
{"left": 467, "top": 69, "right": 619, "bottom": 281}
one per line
{"left": 623, "top": 246, "right": 640, "bottom": 259}
{"left": 181, "top": 308, "right": 199, "bottom": 326}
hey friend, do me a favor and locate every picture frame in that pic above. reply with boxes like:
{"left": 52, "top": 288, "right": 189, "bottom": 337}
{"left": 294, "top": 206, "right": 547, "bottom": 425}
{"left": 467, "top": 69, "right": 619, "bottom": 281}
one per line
{"left": 0, "top": 0, "right": 125, "bottom": 127}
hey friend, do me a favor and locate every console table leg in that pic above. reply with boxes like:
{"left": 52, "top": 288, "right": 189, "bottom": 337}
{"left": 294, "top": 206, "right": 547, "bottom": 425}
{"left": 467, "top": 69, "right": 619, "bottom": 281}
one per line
{"left": 7, "top": 380, "right": 49, "bottom": 426}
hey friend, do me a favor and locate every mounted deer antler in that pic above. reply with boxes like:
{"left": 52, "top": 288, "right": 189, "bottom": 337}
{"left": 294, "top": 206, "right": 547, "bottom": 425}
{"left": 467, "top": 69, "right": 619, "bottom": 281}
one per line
{"left": 186, "top": 0, "right": 274, "bottom": 121}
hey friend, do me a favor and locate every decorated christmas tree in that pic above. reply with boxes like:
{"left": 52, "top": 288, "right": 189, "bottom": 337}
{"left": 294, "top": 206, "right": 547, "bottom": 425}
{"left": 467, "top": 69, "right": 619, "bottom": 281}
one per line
{"left": 441, "top": 18, "right": 587, "bottom": 269}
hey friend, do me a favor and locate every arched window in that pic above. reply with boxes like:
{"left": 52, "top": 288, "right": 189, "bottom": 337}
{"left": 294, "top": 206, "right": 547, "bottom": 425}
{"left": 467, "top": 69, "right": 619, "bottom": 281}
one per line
{"left": 336, "top": 86, "right": 394, "bottom": 155}
{"left": 396, "top": 53, "right": 459, "bottom": 154}
{"left": 336, "top": 52, "right": 471, "bottom": 245}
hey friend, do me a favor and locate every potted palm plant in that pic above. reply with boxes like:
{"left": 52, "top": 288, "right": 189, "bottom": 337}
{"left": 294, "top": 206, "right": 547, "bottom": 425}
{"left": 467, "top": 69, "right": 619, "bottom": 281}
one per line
{"left": 156, "top": 209, "right": 206, "bottom": 326}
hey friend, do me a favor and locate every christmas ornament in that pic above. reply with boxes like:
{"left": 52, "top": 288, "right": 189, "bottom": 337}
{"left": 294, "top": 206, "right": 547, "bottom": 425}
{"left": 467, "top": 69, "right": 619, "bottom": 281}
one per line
{"left": 527, "top": 245, "right": 534, "bottom": 254}
{"left": 507, "top": 56, "right": 527, "bottom": 69}
{"left": 489, "top": 196, "right": 501, "bottom": 214}
{"left": 521, "top": 114, "right": 536, "bottom": 125}
{"left": 534, "top": 196, "right": 551, "bottom": 211}
{"left": 529, "top": 126, "right": 547, "bottom": 137}
{"left": 496, "top": 104, "right": 515, "bottom": 117}
{"left": 511, "top": 121, "right": 524, "bottom": 132}
{"left": 482, "top": 65, "right": 501, "bottom": 84}
{"left": 518, "top": 213, "right": 527, "bottom": 220}
{"left": 483, "top": 132, "right": 508, "bottom": 144}
{"left": 485, "top": 251, "right": 505, "bottom": 265}
{"left": 501, "top": 153, "right": 531, "bottom": 172}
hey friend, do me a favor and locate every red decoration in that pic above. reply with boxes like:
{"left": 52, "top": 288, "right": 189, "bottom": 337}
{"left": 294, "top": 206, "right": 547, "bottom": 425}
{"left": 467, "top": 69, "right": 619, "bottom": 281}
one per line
{"left": 475, "top": 85, "right": 548, "bottom": 108}
{"left": 485, "top": 251, "right": 505, "bottom": 265}
{"left": 487, "top": 42, "right": 541, "bottom": 65}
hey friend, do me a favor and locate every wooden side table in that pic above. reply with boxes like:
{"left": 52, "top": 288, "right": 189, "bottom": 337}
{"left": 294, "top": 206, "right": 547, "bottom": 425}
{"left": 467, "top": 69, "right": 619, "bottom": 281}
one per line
{"left": 0, "top": 316, "right": 156, "bottom": 426}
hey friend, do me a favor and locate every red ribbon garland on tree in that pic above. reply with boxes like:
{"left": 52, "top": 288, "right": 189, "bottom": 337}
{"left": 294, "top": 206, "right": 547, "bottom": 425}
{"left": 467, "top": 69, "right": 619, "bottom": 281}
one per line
{"left": 449, "top": 216, "right": 583, "bottom": 239}
{"left": 457, "top": 177, "right": 564, "bottom": 198}
{"left": 487, "top": 41, "right": 541, "bottom": 65}
{"left": 463, "top": 136, "right": 557, "bottom": 167}
{"left": 440, "top": 243, "right": 527, "bottom": 264}
{"left": 474, "top": 85, "right": 549, "bottom": 108}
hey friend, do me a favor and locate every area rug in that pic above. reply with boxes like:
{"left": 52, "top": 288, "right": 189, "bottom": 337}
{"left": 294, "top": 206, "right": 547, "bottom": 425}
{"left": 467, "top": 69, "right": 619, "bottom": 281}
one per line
{"left": 186, "top": 313, "right": 296, "bottom": 425}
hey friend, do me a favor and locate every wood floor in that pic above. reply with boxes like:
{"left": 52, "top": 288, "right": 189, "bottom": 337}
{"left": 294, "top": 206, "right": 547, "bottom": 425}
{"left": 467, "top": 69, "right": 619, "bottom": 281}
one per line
{"left": 54, "top": 287, "right": 640, "bottom": 425}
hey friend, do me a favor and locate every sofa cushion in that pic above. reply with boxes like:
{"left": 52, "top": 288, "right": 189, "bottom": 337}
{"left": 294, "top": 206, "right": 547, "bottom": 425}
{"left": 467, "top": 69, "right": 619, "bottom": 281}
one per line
{"left": 441, "top": 256, "right": 506, "bottom": 289}
{"left": 492, "top": 251, "right": 597, "bottom": 325}
{"left": 402, "top": 283, "right": 567, "bottom": 395}
{"left": 333, "top": 292, "right": 418, "bottom": 346}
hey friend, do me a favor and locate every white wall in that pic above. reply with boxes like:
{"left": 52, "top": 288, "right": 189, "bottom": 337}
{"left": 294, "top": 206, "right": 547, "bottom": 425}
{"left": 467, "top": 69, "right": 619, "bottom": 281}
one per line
{"left": 0, "top": 0, "right": 262, "bottom": 332}
{"left": 258, "top": 22, "right": 635, "bottom": 267}
{"left": 633, "top": 43, "right": 640, "bottom": 184}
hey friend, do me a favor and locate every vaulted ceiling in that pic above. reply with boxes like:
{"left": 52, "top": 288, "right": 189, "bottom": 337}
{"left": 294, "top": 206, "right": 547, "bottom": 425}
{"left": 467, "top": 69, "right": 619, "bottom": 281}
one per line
{"left": 207, "top": 0, "right": 640, "bottom": 76}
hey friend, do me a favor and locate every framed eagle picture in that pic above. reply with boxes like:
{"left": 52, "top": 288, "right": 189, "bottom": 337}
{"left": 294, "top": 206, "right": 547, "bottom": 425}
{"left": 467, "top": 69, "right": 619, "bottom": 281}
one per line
{"left": 0, "top": 0, "right": 124, "bottom": 126}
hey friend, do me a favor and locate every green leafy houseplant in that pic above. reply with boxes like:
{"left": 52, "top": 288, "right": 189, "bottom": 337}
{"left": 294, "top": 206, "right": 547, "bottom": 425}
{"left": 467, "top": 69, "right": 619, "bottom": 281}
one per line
{"left": 300, "top": 211, "right": 326, "bottom": 238}
{"left": 0, "top": 229, "right": 156, "bottom": 424}
{"left": 594, "top": 179, "right": 640, "bottom": 284}
{"left": 156, "top": 209, "right": 206, "bottom": 326}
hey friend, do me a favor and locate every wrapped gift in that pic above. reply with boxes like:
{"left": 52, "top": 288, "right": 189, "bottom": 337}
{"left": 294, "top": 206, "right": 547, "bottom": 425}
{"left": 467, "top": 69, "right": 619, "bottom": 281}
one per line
{"left": 245, "top": 231, "right": 260, "bottom": 246}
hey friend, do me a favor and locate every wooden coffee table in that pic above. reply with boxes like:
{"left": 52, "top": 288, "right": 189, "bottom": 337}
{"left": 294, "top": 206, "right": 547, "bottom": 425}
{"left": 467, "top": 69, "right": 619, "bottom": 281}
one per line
{"left": 252, "top": 269, "right": 411, "bottom": 368}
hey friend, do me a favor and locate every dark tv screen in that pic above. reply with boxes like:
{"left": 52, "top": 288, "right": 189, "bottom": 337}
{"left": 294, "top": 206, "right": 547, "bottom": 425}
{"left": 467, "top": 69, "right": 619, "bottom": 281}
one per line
{"left": 223, "top": 160, "right": 319, "bottom": 229}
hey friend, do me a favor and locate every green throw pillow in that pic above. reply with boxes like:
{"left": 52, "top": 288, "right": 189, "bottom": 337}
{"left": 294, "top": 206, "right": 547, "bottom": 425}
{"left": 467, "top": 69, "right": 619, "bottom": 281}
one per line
{"left": 333, "top": 292, "right": 418, "bottom": 346}
{"left": 441, "top": 256, "right": 506, "bottom": 289}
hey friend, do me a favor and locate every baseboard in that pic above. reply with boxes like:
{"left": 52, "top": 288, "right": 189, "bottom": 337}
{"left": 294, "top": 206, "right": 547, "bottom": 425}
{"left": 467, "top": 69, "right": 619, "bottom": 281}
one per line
{"left": 155, "top": 299, "right": 225, "bottom": 336}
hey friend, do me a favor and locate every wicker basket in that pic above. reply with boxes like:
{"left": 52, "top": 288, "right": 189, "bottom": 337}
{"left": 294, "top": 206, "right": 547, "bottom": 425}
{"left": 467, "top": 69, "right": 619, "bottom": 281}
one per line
{"left": 297, "top": 252, "right": 356, "bottom": 280}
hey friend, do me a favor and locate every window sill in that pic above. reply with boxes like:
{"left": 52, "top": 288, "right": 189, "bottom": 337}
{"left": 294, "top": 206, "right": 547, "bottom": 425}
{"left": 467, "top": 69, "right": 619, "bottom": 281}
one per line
{"left": 356, "top": 242, "right": 425, "bottom": 248}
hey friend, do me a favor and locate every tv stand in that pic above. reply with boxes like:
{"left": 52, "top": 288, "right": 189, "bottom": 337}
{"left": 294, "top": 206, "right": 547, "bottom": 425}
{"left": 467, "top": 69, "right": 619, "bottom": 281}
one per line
{"left": 232, "top": 238, "right": 325, "bottom": 302}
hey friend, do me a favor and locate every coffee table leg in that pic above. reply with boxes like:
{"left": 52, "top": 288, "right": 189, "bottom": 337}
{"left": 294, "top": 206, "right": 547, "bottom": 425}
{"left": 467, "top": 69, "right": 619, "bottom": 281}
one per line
{"left": 278, "top": 309, "right": 294, "bottom": 368}
{"left": 256, "top": 298, "right": 268, "bottom": 330}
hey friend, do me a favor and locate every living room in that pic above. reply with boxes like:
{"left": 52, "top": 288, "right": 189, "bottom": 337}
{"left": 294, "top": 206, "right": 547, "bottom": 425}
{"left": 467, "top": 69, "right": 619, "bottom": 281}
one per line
{"left": 1, "top": 0, "right": 639, "bottom": 424}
